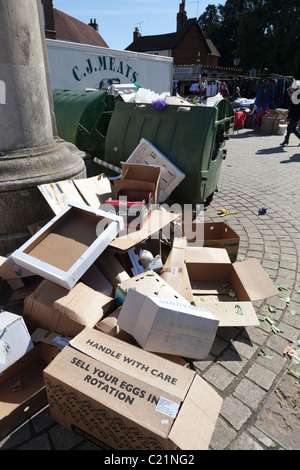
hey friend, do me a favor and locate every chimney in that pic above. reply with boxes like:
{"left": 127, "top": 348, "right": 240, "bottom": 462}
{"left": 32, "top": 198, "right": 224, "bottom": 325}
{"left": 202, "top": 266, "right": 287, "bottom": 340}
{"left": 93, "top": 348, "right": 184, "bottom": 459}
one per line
{"left": 177, "top": 1, "right": 187, "bottom": 31}
{"left": 133, "top": 27, "right": 141, "bottom": 41}
{"left": 89, "top": 18, "right": 99, "bottom": 32}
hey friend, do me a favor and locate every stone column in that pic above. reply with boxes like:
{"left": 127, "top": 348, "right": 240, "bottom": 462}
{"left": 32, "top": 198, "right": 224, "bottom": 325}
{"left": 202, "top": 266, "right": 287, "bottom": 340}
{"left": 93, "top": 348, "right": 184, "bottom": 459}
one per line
{"left": 0, "top": 0, "right": 86, "bottom": 255}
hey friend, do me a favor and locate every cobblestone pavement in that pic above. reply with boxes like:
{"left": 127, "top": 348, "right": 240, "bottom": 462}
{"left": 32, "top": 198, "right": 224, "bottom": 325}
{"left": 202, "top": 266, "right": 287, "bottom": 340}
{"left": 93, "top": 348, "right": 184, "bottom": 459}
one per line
{"left": 1, "top": 126, "right": 300, "bottom": 451}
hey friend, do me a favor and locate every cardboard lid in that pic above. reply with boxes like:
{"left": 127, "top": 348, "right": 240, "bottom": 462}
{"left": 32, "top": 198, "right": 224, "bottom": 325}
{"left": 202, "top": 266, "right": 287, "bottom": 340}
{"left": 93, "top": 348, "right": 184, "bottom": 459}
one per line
{"left": 193, "top": 300, "right": 260, "bottom": 327}
{"left": 73, "top": 175, "right": 112, "bottom": 209}
{"left": 169, "top": 374, "right": 223, "bottom": 450}
{"left": 185, "top": 247, "right": 231, "bottom": 264}
{"left": 232, "top": 258, "right": 278, "bottom": 301}
{"left": 109, "top": 209, "right": 178, "bottom": 252}
{"left": 115, "top": 270, "right": 190, "bottom": 306}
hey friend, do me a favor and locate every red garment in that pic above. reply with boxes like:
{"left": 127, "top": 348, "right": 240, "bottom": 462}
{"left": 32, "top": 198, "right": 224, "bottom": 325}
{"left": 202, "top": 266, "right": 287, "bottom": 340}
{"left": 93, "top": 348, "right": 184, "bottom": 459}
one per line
{"left": 234, "top": 111, "right": 247, "bottom": 130}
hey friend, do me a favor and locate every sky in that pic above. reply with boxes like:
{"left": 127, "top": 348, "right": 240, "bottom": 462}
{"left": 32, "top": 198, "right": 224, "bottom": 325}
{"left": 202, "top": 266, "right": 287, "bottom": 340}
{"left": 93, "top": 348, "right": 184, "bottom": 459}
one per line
{"left": 53, "top": 0, "right": 226, "bottom": 51}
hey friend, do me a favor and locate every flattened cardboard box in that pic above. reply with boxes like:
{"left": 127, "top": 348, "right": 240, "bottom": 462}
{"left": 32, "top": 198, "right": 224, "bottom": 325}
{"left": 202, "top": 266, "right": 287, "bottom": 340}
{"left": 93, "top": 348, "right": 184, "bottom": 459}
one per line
{"left": 11, "top": 202, "right": 124, "bottom": 290}
{"left": 0, "top": 255, "right": 35, "bottom": 290}
{"left": 38, "top": 175, "right": 113, "bottom": 215}
{"left": 43, "top": 327, "right": 223, "bottom": 450}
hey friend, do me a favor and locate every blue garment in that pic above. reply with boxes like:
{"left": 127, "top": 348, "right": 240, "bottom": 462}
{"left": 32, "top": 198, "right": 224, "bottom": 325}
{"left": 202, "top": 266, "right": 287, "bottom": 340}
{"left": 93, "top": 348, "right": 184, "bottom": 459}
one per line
{"left": 255, "top": 81, "right": 275, "bottom": 110}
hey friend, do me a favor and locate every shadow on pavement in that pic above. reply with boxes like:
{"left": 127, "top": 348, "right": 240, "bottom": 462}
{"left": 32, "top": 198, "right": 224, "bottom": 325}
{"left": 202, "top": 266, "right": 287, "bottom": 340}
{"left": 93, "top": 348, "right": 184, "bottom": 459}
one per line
{"left": 256, "top": 146, "right": 287, "bottom": 155}
{"left": 280, "top": 152, "right": 300, "bottom": 163}
{"left": 229, "top": 129, "right": 259, "bottom": 139}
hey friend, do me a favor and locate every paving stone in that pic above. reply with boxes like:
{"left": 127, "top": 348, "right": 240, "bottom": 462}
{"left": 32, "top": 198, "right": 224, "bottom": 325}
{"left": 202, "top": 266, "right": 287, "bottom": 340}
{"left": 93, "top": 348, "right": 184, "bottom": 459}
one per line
{"left": 0, "top": 423, "right": 32, "bottom": 449}
{"left": 277, "top": 321, "right": 300, "bottom": 342}
{"left": 220, "top": 396, "right": 251, "bottom": 430}
{"left": 233, "top": 378, "right": 267, "bottom": 409}
{"left": 230, "top": 335, "right": 257, "bottom": 360}
{"left": 48, "top": 425, "right": 83, "bottom": 450}
{"left": 18, "top": 434, "right": 52, "bottom": 450}
{"left": 256, "top": 349, "right": 288, "bottom": 374}
{"left": 245, "top": 363, "right": 277, "bottom": 390}
{"left": 218, "top": 348, "right": 248, "bottom": 375}
{"left": 203, "top": 364, "right": 235, "bottom": 391}
{"left": 209, "top": 417, "right": 237, "bottom": 450}
{"left": 249, "top": 425, "right": 278, "bottom": 448}
{"left": 229, "top": 432, "right": 264, "bottom": 450}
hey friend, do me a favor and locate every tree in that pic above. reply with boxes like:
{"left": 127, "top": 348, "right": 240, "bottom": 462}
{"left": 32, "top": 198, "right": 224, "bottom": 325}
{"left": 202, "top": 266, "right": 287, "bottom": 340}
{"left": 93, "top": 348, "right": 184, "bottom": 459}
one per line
{"left": 199, "top": 0, "right": 300, "bottom": 76}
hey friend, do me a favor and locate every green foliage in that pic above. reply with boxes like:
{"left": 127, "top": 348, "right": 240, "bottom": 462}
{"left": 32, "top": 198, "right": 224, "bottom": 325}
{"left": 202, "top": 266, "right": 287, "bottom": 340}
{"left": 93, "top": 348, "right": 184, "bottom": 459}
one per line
{"left": 198, "top": 0, "right": 300, "bottom": 76}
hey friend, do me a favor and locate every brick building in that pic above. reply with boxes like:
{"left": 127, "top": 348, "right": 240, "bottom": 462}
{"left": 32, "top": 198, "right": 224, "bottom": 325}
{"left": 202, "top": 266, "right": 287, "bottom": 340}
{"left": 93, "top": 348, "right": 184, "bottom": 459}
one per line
{"left": 126, "top": 1, "right": 220, "bottom": 67}
{"left": 41, "top": 0, "right": 108, "bottom": 47}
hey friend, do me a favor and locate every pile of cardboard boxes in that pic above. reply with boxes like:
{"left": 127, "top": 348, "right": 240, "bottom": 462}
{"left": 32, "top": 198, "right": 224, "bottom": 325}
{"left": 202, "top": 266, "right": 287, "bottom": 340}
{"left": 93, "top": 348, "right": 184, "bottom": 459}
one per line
{"left": 0, "top": 158, "right": 278, "bottom": 450}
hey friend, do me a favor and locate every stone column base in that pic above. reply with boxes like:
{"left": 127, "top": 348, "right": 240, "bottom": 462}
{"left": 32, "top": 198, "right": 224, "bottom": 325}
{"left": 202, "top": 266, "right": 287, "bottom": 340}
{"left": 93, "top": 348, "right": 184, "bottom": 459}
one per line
{"left": 0, "top": 140, "right": 86, "bottom": 255}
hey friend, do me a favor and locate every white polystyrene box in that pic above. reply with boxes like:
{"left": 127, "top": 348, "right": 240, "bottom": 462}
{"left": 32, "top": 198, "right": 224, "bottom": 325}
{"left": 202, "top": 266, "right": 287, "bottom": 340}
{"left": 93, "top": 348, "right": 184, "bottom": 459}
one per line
{"left": 0, "top": 311, "right": 34, "bottom": 373}
{"left": 11, "top": 202, "right": 124, "bottom": 290}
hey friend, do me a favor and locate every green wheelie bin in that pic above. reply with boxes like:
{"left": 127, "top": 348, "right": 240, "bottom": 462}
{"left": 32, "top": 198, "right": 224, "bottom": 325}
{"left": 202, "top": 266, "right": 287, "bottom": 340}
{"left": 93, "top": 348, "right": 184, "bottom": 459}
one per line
{"left": 52, "top": 89, "right": 115, "bottom": 156}
{"left": 102, "top": 99, "right": 234, "bottom": 205}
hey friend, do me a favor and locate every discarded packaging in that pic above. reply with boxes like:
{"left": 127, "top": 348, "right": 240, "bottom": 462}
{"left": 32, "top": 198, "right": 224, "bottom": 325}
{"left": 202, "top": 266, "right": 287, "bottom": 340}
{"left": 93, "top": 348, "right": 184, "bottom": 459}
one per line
{"left": 23, "top": 280, "right": 114, "bottom": 338}
{"left": 125, "top": 138, "right": 185, "bottom": 202}
{"left": 184, "top": 221, "right": 240, "bottom": 262}
{"left": 0, "top": 330, "right": 68, "bottom": 440}
{"left": 43, "top": 327, "right": 223, "bottom": 450}
{"left": 117, "top": 288, "right": 219, "bottom": 360}
{"left": 0, "top": 311, "right": 34, "bottom": 373}
{"left": 186, "top": 254, "right": 278, "bottom": 327}
{"left": 112, "top": 162, "right": 161, "bottom": 204}
{"left": 38, "top": 175, "right": 113, "bottom": 215}
{"left": 11, "top": 202, "right": 124, "bottom": 290}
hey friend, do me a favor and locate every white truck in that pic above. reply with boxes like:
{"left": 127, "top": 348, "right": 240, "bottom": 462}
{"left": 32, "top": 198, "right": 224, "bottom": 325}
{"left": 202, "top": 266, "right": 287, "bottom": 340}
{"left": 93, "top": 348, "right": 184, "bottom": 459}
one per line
{"left": 46, "top": 39, "right": 173, "bottom": 94}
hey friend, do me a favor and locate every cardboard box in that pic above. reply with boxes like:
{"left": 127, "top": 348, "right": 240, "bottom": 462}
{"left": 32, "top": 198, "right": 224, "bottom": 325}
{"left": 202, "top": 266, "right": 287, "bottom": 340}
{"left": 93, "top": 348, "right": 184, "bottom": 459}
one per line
{"left": 23, "top": 280, "right": 114, "bottom": 337}
{"left": 0, "top": 340, "right": 62, "bottom": 440}
{"left": 184, "top": 221, "right": 240, "bottom": 262}
{"left": 109, "top": 209, "right": 178, "bottom": 252}
{"left": 95, "top": 307, "right": 135, "bottom": 344}
{"left": 38, "top": 175, "right": 113, "bottom": 215}
{"left": 0, "top": 312, "right": 34, "bottom": 374}
{"left": 106, "top": 190, "right": 153, "bottom": 229}
{"left": 185, "top": 246, "right": 231, "bottom": 267}
{"left": 96, "top": 309, "right": 190, "bottom": 368}
{"left": 115, "top": 270, "right": 190, "bottom": 305}
{"left": 160, "top": 238, "right": 194, "bottom": 303}
{"left": 117, "top": 288, "right": 219, "bottom": 360}
{"left": 43, "top": 327, "right": 223, "bottom": 450}
{"left": 11, "top": 202, "right": 124, "bottom": 290}
{"left": 0, "top": 255, "right": 35, "bottom": 290}
{"left": 125, "top": 138, "right": 185, "bottom": 202}
{"left": 186, "top": 257, "right": 278, "bottom": 327}
{"left": 113, "top": 162, "right": 161, "bottom": 205}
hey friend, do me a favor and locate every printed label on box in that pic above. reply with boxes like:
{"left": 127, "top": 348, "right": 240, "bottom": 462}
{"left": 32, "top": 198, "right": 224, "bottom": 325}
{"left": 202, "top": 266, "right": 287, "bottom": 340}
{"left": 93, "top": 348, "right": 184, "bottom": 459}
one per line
{"left": 156, "top": 397, "right": 180, "bottom": 418}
